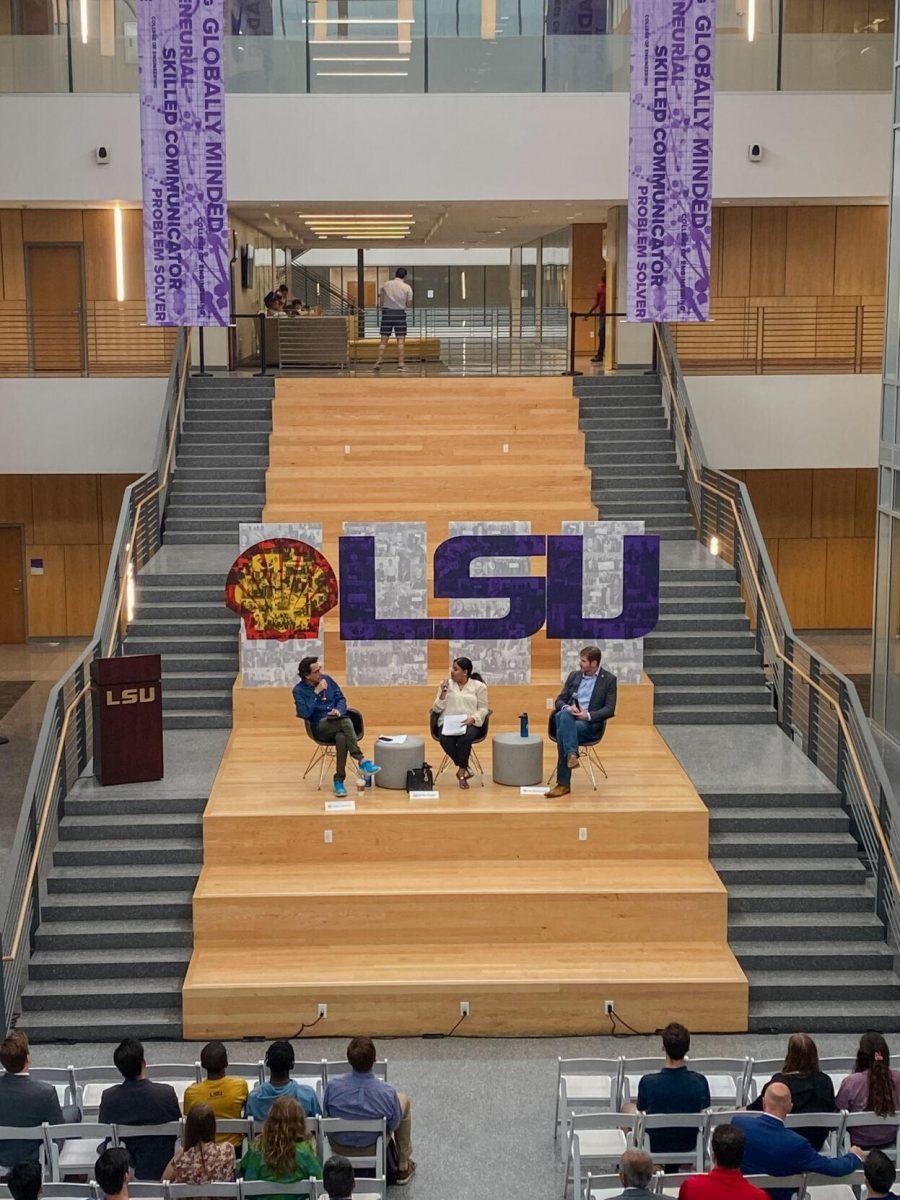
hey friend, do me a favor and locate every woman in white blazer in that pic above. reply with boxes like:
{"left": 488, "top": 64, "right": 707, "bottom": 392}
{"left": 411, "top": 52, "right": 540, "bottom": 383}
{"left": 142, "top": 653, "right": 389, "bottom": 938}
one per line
{"left": 431, "top": 656, "right": 489, "bottom": 789}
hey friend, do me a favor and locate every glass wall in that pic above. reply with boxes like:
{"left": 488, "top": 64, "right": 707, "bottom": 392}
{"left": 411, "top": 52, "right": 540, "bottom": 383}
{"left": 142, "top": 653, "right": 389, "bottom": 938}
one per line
{"left": 0, "top": 0, "right": 892, "bottom": 94}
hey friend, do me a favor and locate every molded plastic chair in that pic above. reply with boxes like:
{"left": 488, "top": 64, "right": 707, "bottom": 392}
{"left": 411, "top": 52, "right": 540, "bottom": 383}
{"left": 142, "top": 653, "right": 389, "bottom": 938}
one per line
{"left": 302, "top": 708, "right": 365, "bottom": 791}
{"left": 429, "top": 709, "right": 490, "bottom": 786}
{"left": 546, "top": 711, "right": 607, "bottom": 789}
{"left": 555, "top": 1058, "right": 624, "bottom": 1153}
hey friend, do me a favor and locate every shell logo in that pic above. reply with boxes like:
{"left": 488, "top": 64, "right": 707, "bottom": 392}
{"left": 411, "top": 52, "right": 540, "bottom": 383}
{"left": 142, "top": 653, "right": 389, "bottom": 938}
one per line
{"left": 225, "top": 539, "right": 338, "bottom": 641}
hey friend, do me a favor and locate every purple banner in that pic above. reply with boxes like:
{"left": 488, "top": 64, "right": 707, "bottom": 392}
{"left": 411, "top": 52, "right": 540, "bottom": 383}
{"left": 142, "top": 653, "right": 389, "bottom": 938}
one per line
{"left": 138, "top": 0, "right": 230, "bottom": 327}
{"left": 627, "top": 0, "right": 715, "bottom": 323}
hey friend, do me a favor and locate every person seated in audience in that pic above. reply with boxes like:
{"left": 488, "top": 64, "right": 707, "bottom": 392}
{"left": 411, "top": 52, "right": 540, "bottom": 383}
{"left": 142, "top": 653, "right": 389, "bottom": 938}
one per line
{"left": 6, "top": 1160, "right": 43, "bottom": 1200}
{"left": 323, "top": 1037, "right": 415, "bottom": 1187}
{"left": 184, "top": 1041, "right": 248, "bottom": 1148}
{"left": 94, "top": 1146, "right": 131, "bottom": 1200}
{"left": 608, "top": 1149, "right": 657, "bottom": 1200}
{"left": 246, "top": 1040, "right": 321, "bottom": 1121}
{"left": 293, "top": 657, "right": 380, "bottom": 798}
{"left": 678, "top": 1124, "right": 768, "bottom": 1200}
{"left": 239, "top": 1095, "right": 322, "bottom": 1191}
{"left": 863, "top": 1148, "right": 899, "bottom": 1200}
{"left": 0, "top": 1031, "right": 64, "bottom": 1169}
{"left": 432, "top": 656, "right": 489, "bottom": 789}
{"left": 732, "top": 1082, "right": 865, "bottom": 1200}
{"left": 97, "top": 1038, "right": 181, "bottom": 1181}
{"left": 323, "top": 1155, "right": 355, "bottom": 1200}
{"left": 163, "top": 1103, "right": 235, "bottom": 1184}
{"left": 836, "top": 1032, "right": 900, "bottom": 1150}
{"left": 263, "top": 284, "right": 289, "bottom": 310}
{"left": 746, "top": 1033, "right": 837, "bottom": 1150}
{"left": 627, "top": 1023, "right": 710, "bottom": 1161}
{"left": 546, "top": 645, "right": 617, "bottom": 798}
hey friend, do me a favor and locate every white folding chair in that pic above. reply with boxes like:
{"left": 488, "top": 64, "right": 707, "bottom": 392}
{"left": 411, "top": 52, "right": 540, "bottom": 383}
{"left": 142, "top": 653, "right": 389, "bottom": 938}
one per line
{"left": 291, "top": 1062, "right": 328, "bottom": 1106}
{"left": 227, "top": 1062, "right": 266, "bottom": 1091}
{"left": 622, "top": 1058, "right": 665, "bottom": 1104}
{"left": 318, "top": 1117, "right": 386, "bottom": 1179}
{"left": 215, "top": 1119, "right": 254, "bottom": 1157}
{"left": 743, "top": 1058, "right": 786, "bottom": 1104}
{"left": 843, "top": 1111, "right": 900, "bottom": 1159}
{"left": 38, "top": 1187, "right": 95, "bottom": 1199}
{"left": 741, "top": 1175, "right": 808, "bottom": 1199}
{"left": 819, "top": 1058, "right": 857, "bottom": 1095}
{"left": 26, "top": 1068, "right": 79, "bottom": 1111}
{"left": 805, "top": 1169, "right": 869, "bottom": 1200}
{"left": 586, "top": 1172, "right": 629, "bottom": 1200}
{"left": 656, "top": 1170, "right": 694, "bottom": 1197}
{"left": 786, "top": 1112, "right": 846, "bottom": 1156}
{"left": 556, "top": 1059, "right": 624, "bottom": 1153}
{"left": 564, "top": 1112, "right": 639, "bottom": 1200}
{"left": 72, "top": 1067, "right": 123, "bottom": 1119}
{"left": 45, "top": 1121, "right": 113, "bottom": 1182}
{"left": 688, "top": 1059, "right": 751, "bottom": 1109}
{"left": 0, "top": 1121, "right": 48, "bottom": 1174}
{"left": 324, "top": 1060, "right": 387, "bottom": 1084}
{"left": 146, "top": 1064, "right": 202, "bottom": 1107}
{"left": 124, "top": 1185, "right": 169, "bottom": 1200}
{"left": 313, "top": 1182, "right": 386, "bottom": 1200}
{"left": 240, "top": 1182, "right": 317, "bottom": 1198}
{"left": 115, "top": 1121, "right": 184, "bottom": 1179}
{"left": 637, "top": 1112, "right": 709, "bottom": 1172}
{"left": 169, "top": 1186, "right": 241, "bottom": 1200}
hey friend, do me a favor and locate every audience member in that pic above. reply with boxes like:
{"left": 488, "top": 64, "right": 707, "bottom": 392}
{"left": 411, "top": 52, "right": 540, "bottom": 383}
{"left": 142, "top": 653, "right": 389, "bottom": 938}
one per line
{"left": 0, "top": 1031, "right": 63, "bottom": 1168}
{"left": 184, "top": 1041, "right": 248, "bottom": 1147}
{"left": 746, "top": 1033, "right": 837, "bottom": 1150}
{"left": 732, "top": 1083, "right": 864, "bottom": 1200}
{"left": 432, "top": 656, "right": 489, "bottom": 788}
{"left": 94, "top": 1147, "right": 131, "bottom": 1200}
{"left": 264, "top": 284, "right": 289, "bottom": 310}
{"left": 324, "top": 1037, "right": 415, "bottom": 1187}
{"left": 632, "top": 1023, "right": 710, "bottom": 1158}
{"left": 547, "top": 645, "right": 617, "bottom": 798}
{"left": 863, "top": 1148, "right": 899, "bottom": 1200}
{"left": 323, "top": 1155, "right": 355, "bottom": 1200}
{"left": 6, "top": 1161, "right": 42, "bottom": 1200}
{"left": 239, "top": 1095, "right": 322, "bottom": 1190}
{"left": 97, "top": 1038, "right": 180, "bottom": 1180}
{"left": 836, "top": 1032, "right": 900, "bottom": 1149}
{"left": 608, "top": 1149, "right": 657, "bottom": 1200}
{"left": 163, "top": 1104, "right": 235, "bottom": 1183}
{"left": 373, "top": 268, "right": 413, "bottom": 373}
{"left": 246, "top": 1040, "right": 322, "bottom": 1121}
{"left": 292, "top": 657, "right": 380, "bottom": 797}
{"left": 678, "top": 1125, "right": 767, "bottom": 1200}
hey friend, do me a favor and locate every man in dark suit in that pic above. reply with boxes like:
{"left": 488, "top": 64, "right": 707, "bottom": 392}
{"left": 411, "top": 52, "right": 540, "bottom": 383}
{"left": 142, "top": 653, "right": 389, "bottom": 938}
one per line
{"left": 0, "top": 1029, "right": 64, "bottom": 1168}
{"left": 547, "top": 644, "right": 617, "bottom": 797}
{"left": 732, "top": 1083, "right": 864, "bottom": 1200}
{"left": 606, "top": 1150, "right": 657, "bottom": 1200}
{"left": 98, "top": 1038, "right": 180, "bottom": 1180}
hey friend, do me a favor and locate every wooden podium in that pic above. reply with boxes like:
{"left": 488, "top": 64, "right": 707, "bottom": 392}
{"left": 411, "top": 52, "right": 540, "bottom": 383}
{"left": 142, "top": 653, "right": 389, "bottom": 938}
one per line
{"left": 90, "top": 655, "right": 163, "bottom": 786}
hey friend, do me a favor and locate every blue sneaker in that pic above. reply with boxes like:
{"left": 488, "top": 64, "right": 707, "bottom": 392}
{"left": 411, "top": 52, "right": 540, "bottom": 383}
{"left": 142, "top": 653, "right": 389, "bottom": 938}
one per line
{"left": 333, "top": 779, "right": 348, "bottom": 797}
{"left": 358, "top": 759, "right": 381, "bottom": 776}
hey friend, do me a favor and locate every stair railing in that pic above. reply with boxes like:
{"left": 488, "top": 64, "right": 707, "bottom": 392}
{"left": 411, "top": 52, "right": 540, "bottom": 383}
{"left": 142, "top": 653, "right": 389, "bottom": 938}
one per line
{"left": 0, "top": 329, "right": 191, "bottom": 1033}
{"left": 654, "top": 321, "right": 900, "bottom": 948}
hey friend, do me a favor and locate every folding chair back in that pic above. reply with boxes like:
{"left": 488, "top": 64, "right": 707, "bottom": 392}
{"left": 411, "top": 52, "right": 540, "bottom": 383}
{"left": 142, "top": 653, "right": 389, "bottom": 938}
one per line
{"left": 24, "top": 1067, "right": 78, "bottom": 1110}
{"left": 226, "top": 1063, "right": 266, "bottom": 1090}
{"left": 556, "top": 1058, "right": 623, "bottom": 1151}
{"left": 291, "top": 1062, "right": 328, "bottom": 1103}
{"left": 744, "top": 1058, "right": 785, "bottom": 1104}
{"left": 842, "top": 1111, "right": 900, "bottom": 1158}
{"left": 124, "top": 1185, "right": 168, "bottom": 1200}
{"left": 688, "top": 1059, "right": 750, "bottom": 1109}
{"left": 240, "top": 1182, "right": 317, "bottom": 1198}
{"left": 169, "top": 1185, "right": 241, "bottom": 1199}
{"left": 565, "top": 1112, "right": 639, "bottom": 1200}
{"left": 72, "top": 1067, "right": 122, "bottom": 1116}
{"left": 46, "top": 1121, "right": 114, "bottom": 1182}
{"left": 324, "top": 1060, "right": 387, "bottom": 1084}
{"left": 637, "top": 1112, "right": 709, "bottom": 1171}
{"left": 585, "top": 1172, "right": 628, "bottom": 1200}
{"left": 145, "top": 1064, "right": 202, "bottom": 1106}
{"left": 786, "top": 1111, "right": 846, "bottom": 1155}
{"left": 742, "top": 1175, "right": 807, "bottom": 1196}
{"left": 818, "top": 1057, "right": 856, "bottom": 1093}
{"left": 621, "top": 1058, "right": 665, "bottom": 1103}
{"left": 39, "top": 1187, "right": 93, "bottom": 1199}
{"left": 312, "top": 1182, "right": 386, "bottom": 1200}
{"left": 657, "top": 1171, "right": 697, "bottom": 1197}
{"left": 318, "top": 1117, "right": 386, "bottom": 1178}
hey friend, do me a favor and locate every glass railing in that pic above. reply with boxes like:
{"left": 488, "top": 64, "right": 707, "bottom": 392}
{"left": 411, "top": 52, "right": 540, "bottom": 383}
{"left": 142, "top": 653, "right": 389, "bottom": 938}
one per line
{"left": 0, "top": 0, "right": 892, "bottom": 95}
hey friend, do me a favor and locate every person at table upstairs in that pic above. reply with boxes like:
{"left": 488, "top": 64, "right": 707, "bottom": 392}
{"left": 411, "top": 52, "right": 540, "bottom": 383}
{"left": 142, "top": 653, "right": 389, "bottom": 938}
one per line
{"left": 431, "top": 656, "right": 489, "bottom": 789}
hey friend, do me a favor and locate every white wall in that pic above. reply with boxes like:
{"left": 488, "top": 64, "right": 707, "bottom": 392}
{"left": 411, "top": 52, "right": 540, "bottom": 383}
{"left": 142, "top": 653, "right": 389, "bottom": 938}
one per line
{"left": 686, "top": 374, "right": 881, "bottom": 469}
{"left": 0, "top": 91, "right": 890, "bottom": 204}
{"left": 0, "top": 378, "right": 166, "bottom": 473}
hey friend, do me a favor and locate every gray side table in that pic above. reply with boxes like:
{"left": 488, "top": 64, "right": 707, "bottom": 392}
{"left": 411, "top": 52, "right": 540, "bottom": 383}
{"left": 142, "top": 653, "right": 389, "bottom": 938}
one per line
{"left": 374, "top": 735, "right": 426, "bottom": 789}
{"left": 492, "top": 732, "right": 544, "bottom": 786}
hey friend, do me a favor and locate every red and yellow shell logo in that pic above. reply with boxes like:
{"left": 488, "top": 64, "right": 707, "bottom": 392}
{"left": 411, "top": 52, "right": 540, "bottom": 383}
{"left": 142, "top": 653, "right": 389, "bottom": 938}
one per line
{"left": 225, "top": 539, "right": 338, "bottom": 640}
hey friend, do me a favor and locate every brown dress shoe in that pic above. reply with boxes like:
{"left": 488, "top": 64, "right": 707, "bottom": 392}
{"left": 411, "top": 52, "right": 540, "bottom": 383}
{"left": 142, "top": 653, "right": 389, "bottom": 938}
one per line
{"left": 566, "top": 753, "right": 581, "bottom": 769}
{"left": 546, "top": 783, "right": 570, "bottom": 798}
{"left": 396, "top": 1161, "right": 417, "bottom": 1186}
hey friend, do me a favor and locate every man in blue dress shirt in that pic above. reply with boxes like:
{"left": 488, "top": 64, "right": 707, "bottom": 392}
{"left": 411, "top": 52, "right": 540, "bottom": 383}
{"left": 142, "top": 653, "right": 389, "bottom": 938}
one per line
{"left": 293, "top": 657, "right": 380, "bottom": 797}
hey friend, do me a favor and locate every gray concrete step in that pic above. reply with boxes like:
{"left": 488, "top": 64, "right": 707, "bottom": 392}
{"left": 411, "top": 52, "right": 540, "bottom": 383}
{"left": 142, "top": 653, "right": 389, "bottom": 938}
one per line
{"left": 23, "top": 977, "right": 184, "bottom": 1010}
{"left": 40, "top": 892, "right": 194, "bottom": 921}
{"left": 748, "top": 1001, "right": 900, "bottom": 1033}
{"left": 728, "top": 911, "right": 886, "bottom": 940}
{"left": 710, "top": 807, "right": 849, "bottom": 832}
{"left": 711, "top": 832, "right": 859, "bottom": 858}
{"left": 656, "top": 685, "right": 772, "bottom": 707}
{"left": 748, "top": 971, "right": 900, "bottom": 1002}
{"left": 54, "top": 839, "right": 203, "bottom": 867}
{"left": 29, "top": 948, "right": 192, "bottom": 980}
{"left": 734, "top": 942, "right": 893, "bottom": 971}
{"left": 23, "top": 1007, "right": 184, "bottom": 1042}
{"left": 164, "top": 710, "right": 233, "bottom": 729}
{"left": 59, "top": 814, "right": 201, "bottom": 840}
{"left": 727, "top": 884, "right": 874, "bottom": 912}
{"left": 47, "top": 865, "right": 200, "bottom": 894}
{"left": 34, "top": 919, "right": 193, "bottom": 951}
{"left": 162, "top": 691, "right": 232, "bottom": 712}
{"left": 656, "top": 704, "right": 777, "bottom": 724}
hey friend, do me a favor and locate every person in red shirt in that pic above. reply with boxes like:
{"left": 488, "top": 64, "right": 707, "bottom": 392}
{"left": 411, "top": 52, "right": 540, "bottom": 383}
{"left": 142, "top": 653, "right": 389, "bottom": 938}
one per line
{"left": 585, "top": 271, "right": 607, "bottom": 363}
{"left": 679, "top": 1124, "right": 769, "bottom": 1200}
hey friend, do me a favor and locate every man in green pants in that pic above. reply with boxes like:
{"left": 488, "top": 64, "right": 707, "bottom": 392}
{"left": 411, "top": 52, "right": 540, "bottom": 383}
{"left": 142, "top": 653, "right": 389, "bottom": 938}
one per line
{"left": 293, "top": 656, "right": 380, "bottom": 797}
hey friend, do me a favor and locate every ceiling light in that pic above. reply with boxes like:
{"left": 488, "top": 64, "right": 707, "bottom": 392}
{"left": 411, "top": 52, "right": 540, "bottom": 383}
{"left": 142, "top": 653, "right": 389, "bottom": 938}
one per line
{"left": 80, "top": 0, "right": 88, "bottom": 42}
{"left": 747, "top": 0, "right": 755, "bottom": 41}
{"left": 297, "top": 213, "right": 415, "bottom": 219}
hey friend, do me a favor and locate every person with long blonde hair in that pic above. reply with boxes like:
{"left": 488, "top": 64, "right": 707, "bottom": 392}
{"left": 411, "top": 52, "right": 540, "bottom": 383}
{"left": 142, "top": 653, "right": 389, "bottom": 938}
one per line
{"left": 239, "top": 1095, "right": 322, "bottom": 1192}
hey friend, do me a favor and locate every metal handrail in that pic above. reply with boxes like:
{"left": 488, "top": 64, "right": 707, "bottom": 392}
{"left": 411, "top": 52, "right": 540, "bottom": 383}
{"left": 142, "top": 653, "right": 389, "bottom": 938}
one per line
{"left": 0, "top": 329, "right": 191, "bottom": 1027}
{"left": 654, "top": 322, "right": 900, "bottom": 938}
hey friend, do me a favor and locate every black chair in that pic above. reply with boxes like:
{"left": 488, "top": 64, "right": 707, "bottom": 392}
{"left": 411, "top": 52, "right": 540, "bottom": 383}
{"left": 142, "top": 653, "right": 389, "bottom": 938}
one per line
{"left": 301, "top": 707, "right": 365, "bottom": 790}
{"left": 546, "top": 710, "right": 608, "bottom": 789}
{"left": 428, "top": 709, "right": 490, "bottom": 786}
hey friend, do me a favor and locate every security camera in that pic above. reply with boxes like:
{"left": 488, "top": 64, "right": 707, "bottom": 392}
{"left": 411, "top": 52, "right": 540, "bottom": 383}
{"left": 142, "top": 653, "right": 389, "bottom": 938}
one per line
{"left": 747, "top": 143, "right": 762, "bottom": 163}
{"left": 95, "top": 146, "right": 111, "bottom": 165}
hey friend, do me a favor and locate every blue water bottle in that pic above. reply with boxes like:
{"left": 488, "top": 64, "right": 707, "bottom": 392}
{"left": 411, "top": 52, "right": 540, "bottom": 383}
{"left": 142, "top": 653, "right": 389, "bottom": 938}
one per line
{"left": 519, "top": 712, "right": 529, "bottom": 738}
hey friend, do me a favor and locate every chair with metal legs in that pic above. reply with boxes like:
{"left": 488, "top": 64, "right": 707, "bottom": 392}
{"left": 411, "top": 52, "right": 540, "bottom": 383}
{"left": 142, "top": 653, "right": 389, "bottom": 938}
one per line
{"left": 429, "top": 709, "right": 490, "bottom": 786}
{"left": 302, "top": 708, "right": 365, "bottom": 790}
{"left": 546, "top": 710, "right": 608, "bottom": 790}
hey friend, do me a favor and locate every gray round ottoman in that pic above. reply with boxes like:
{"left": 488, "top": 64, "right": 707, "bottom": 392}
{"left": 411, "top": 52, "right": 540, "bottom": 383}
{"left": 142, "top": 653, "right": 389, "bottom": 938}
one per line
{"left": 492, "top": 732, "right": 544, "bottom": 786}
{"left": 374, "top": 735, "right": 426, "bottom": 789}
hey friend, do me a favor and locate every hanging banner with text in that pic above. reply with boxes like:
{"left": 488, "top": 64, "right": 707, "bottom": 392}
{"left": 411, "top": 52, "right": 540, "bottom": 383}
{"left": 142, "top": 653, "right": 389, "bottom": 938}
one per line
{"left": 138, "top": 0, "right": 230, "bottom": 327}
{"left": 627, "top": 0, "right": 715, "bottom": 323}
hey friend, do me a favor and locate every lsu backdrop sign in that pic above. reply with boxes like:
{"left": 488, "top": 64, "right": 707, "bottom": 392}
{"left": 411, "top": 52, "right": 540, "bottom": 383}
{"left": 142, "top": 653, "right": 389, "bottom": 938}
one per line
{"left": 138, "top": 0, "right": 231, "bottom": 326}
{"left": 627, "top": 0, "right": 716, "bottom": 323}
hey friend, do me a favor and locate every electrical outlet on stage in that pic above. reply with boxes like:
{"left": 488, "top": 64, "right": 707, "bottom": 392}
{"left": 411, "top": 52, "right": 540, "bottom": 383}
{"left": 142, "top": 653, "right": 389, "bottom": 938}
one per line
{"left": 318, "top": 1003, "right": 328, "bottom": 1020}
{"left": 324, "top": 830, "right": 333, "bottom": 844}
{"left": 604, "top": 1000, "right": 614, "bottom": 1015}
{"left": 579, "top": 827, "right": 588, "bottom": 841}
{"left": 460, "top": 1001, "right": 470, "bottom": 1017}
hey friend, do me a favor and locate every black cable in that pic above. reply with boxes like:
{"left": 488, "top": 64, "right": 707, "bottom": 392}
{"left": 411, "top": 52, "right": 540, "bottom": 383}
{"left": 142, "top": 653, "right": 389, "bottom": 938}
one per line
{"left": 422, "top": 1011, "right": 469, "bottom": 1039}
{"left": 292, "top": 1013, "right": 325, "bottom": 1038}
{"left": 608, "top": 1007, "right": 643, "bottom": 1038}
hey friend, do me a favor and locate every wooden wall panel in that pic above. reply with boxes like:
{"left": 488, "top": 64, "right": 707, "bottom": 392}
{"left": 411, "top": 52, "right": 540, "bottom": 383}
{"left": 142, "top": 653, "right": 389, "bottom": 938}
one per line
{"left": 825, "top": 538, "right": 875, "bottom": 628}
{"left": 811, "top": 469, "right": 857, "bottom": 537}
{"left": 855, "top": 468, "right": 878, "bottom": 537}
{"left": 64, "top": 545, "right": 102, "bottom": 636}
{"left": 834, "top": 207, "right": 888, "bottom": 296}
{"left": 0, "top": 211, "right": 25, "bottom": 301}
{"left": 744, "top": 469, "right": 812, "bottom": 538}
{"left": 777, "top": 539, "right": 828, "bottom": 627}
{"left": 83, "top": 210, "right": 115, "bottom": 302}
{"left": 720, "top": 208, "right": 752, "bottom": 297}
{"left": 99, "top": 474, "right": 138, "bottom": 544}
{"left": 785, "top": 207, "right": 836, "bottom": 296}
{"left": 572, "top": 223, "right": 605, "bottom": 356}
{"left": 708, "top": 209, "right": 724, "bottom": 299}
{"left": 21, "top": 210, "right": 84, "bottom": 244}
{"left": 25, "top": 544, "right": 67, "bottom": 637}
{"left": 750, "top": 208, "right": 787, "bottom": 297}
{"left": 31, "top": 475, "right": 100, "bottom": 545}
{"left": 0, "top": 476, "right": 34, "bottom": 541}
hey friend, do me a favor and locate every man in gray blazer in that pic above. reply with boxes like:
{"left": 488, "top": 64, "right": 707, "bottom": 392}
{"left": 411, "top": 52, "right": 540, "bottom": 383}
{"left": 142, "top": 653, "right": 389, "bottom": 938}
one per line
{"left": 0, "top": 1030, "right": 64, "bottom": 1168}
{"left": 547, "top": 644, "right": 617, "bottom": 797}
{"left": 607, "top": 1150, "right": 658, "bottom": 1200}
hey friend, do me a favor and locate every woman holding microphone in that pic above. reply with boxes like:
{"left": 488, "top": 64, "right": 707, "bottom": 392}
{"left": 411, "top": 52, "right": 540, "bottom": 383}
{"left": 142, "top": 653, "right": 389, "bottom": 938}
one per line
{"left": 432, "top": 657, "right": 489, "bottom": 789}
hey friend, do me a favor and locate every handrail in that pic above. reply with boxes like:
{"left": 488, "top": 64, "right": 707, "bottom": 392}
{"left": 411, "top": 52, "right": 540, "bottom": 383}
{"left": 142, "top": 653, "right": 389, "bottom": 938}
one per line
{"left": 654, "top": 322, "right": 900, "bottom": 940}
{"left": 0, "top": 329, "right": 191, "bottom": 1026}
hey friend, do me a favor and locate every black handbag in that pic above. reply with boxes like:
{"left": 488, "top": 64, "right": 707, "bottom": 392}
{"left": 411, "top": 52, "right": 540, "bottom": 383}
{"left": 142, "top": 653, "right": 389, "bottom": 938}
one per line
{"left": 405, "top": 762, "right": 434, "bottom": 792}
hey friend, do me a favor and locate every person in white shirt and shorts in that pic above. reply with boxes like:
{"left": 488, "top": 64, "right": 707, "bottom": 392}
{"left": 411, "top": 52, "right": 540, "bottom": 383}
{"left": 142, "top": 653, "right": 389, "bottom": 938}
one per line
{"left": 374, "top": 267, "right": 413, "bottom": 372}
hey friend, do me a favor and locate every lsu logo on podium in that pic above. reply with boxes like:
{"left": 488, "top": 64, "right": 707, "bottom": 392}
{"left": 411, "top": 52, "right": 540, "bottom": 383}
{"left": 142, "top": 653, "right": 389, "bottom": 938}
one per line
{"left": 105, "top": 686, "right": 157, "bottom": 706}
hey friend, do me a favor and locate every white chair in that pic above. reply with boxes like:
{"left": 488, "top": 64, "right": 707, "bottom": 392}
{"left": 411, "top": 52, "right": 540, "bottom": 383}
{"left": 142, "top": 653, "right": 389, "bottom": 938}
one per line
{"left": 586, "top": 1172, "right": 629, "bottom": 1200}
{"left": 318, "top": 1117, "right": 386, "bottom": 1179}
{"left": 313, "top": 1182, "right": 386, "bottom": 1200}
{"left": 38, "top": 1187, "right": 93, "bottom": 1199}
{"left": 556, "top": 1059, "right": 623, "bottom": 1153}
{"left": 843, "top": 1110, "right": 900, "bottom": 1159}
{"left": 786, "top": 1112, "right": 846, "bottom": 1156}
{"left": 227, "top": 1062, "right": 266, "bottom": 1091}
{"left": 324, "top": 1060, "right": 387, "bottom": 1084}
{"left": 45, "top": 1121, "right": 113, "bottom": 1181}
{"left": 688, "top": 1059, "right": 751, "bottom": 1109}
{"left": 124, "top": 1185, "right": 168, "bottom": 1200}
{"left": 656, "top": 1170, "right": 693, "bottom": 1197}
{"left": 291, "top": 1062, "right": 328, "bottom": 1105}
{"left": 0, "top": 1122, "right": 48, "bottom": 1172}
{"left": 805, "top": 1169, "right": 869, "bottom": 1200}
{"left": 637, "top": 1112, "right": 709, "bottom": 1172}
{"left": 72, "top": 1067, "right": 123, "bottom": 1118}
{"left": 115, "top": 1120, "right": 184, "bottom": 1178}
{"left": 744, "top": 1057, "right": 786, "bottom": 1104}
{"left": 240, "top": 1183, "right": 317, "bottom": 1198}
{"left": 146, "top": 1064, "right": 202, "bottom": 1107}
{"left": 742, "top": 1175, "right": 808, "bottom": 1199}
{"left": 564, "top": 1112, "right": 639, "bottom": 1200}
{"left": 27, "top": 1068, "right": 79, "bottom": 1110}
{"left": 169, "top": 1186, "right": 241, "bottom": 1200}
{"left": 818, "top": 1058, "right": 856, "bottom": 1094}
{"left": 214, "top": 1119, "right": 254, "bottom": 1157}
{"left": 622, "top": 1058, "right": 665, "bottom": 1104}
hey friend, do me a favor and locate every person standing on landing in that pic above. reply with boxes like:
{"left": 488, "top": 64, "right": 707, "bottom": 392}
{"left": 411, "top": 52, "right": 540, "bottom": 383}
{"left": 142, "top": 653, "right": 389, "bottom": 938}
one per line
{"left": 373, "top": 268, "right": 413, "bottom": 373}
